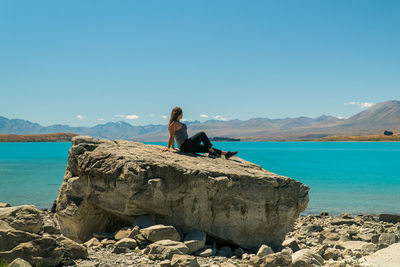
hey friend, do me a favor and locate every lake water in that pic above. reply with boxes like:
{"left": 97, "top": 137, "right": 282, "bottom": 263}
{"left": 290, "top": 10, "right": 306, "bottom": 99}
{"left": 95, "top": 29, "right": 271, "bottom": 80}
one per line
{"left": 1, "top": 141, "right": 399, "bottom": 215}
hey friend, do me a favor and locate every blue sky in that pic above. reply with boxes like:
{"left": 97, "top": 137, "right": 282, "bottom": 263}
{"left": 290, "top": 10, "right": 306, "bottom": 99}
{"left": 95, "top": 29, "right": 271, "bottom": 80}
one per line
{"left": 1, "top": 1, "right": 399, "bottom": 126}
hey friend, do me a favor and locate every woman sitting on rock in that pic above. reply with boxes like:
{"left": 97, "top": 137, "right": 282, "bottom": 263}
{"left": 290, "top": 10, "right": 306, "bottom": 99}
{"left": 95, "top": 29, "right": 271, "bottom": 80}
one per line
{"left": 161, "top": 106, "right": 238, "bottom": 159}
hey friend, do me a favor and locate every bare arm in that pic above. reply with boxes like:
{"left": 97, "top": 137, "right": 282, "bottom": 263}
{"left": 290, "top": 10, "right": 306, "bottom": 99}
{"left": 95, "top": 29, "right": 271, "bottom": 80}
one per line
{"left": 162, "top": 123, "right": 177, "bottom": 151}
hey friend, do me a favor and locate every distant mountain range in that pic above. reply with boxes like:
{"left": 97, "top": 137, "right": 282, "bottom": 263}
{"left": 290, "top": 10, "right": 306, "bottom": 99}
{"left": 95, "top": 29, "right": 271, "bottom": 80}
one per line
{"left": 1, "top": 100, "right": 399, "bottom": 141}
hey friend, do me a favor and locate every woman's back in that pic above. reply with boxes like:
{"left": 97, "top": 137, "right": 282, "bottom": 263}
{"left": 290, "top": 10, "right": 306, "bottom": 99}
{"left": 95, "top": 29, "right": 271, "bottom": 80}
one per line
{"left": 173, "top": 121, "right": 188, "bottom": 147}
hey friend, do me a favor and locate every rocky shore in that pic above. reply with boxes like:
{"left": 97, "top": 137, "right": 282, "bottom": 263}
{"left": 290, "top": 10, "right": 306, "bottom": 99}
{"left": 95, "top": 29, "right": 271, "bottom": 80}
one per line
{"left": 1, "top": 202, "right": 400, "bottom": 266}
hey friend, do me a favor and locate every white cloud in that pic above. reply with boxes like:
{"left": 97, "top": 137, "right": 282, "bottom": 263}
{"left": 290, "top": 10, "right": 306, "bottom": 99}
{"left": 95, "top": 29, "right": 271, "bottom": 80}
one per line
{"left": 161, "top": 115, "right": 168, "bottom": 119}
{"left": 200, "top": 114, "right": 208, "bottom": 118}
{"left": 149, "top": 114, "right": 155, "bottom": 118}
{"left": 99, "top": 118, "right": 104, "bottom": 121}
{"left": 77, "top": 115, "right": 84, "bottom": 120}
{"left": 360, "top": 102, "right": 374, "bottom": 108}
{"left": 345, "top": 102, "right": 374, "bottom": 109}
{"left": 112, "top": 114, "right": 139, "bottom": 120}
{"left": 214, "top": 115, "right": 227, "bottom": 121}
{"left": 126, "top": 114, "right": 139, "bottom": 120}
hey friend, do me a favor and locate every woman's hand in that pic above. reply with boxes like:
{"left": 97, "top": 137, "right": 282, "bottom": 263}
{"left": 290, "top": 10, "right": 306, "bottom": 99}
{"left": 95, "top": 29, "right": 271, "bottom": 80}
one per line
{"left": 162, "top": 147, "right": 170, "bottom": 152}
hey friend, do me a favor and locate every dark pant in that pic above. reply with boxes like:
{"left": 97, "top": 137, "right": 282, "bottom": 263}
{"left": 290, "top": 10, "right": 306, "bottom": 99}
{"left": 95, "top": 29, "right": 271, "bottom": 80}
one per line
{"left": 180, "top": 131, "right": 213, "bottom": 153}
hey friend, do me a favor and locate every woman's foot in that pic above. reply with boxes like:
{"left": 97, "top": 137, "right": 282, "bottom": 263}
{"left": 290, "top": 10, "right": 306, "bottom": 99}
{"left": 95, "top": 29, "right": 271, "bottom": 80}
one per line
{"left": 225, "top": 151, "right": 238, "bottom": 159}
{"left": 208, "top": 147, "right": 222, "bottom": 158}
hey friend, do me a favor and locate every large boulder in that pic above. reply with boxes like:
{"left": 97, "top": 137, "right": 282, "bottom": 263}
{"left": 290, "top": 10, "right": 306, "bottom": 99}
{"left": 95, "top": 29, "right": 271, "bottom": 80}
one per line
{"left": 55, "top": 136, "right": 309, "bottom": 249}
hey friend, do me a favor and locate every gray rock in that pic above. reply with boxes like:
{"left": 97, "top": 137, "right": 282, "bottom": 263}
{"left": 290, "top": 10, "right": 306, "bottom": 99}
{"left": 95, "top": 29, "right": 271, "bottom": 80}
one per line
{"left": 256, "top": 244, "right": 274, "bottom": 257}
{"left": 292, "top": 249, "right": 324, "bottom": 266}
{"left": 282, "top": 237, "right": 300, "bottom": 252}
{"left": 323, "top": 247, "right": 340, "bottom": 260}
{"left": 159, "top": 260, "right": 171, "bottom": 267}
{"left": 307, "top": 225, "right": 324, "bottom": 232}
{"left": 361, "top": 243, "right": 377, "bottom": 256}
{"left": 0, "top": 229, "right": 40, "bottom": 252}
{"left": 84, "top": 237, "right": 101, "bottom": 247}
{"left": 378, "top": 233, "right": 398, "bottom": 248}
{"left": 251, "top": 248, "right": 292, "bottom": 267}
{"left": 0, "top": 205, "right": 43, "bottom": 234}
{"left": 115, "top": 237, "right": 137, "bottom": 250}
{"left": 195, "top": 248, "right": 213, "bottom": 257}
{"left": 140, "top": 225, "right": 181, "bottom": 243}
{"left": 184, "top": 230, "right": 206, "bottom": 254}
{"left": 114, "top": 227, "right": 132, "bottom": 240}
{"left": 146, "top": 240, "right": 189, "bottom": 260}
{"left": 8, "top": 258, "right": 32, "bottom": 267}
{"left": 170, "top": 254, "right": 199, "bottom": 267}
{"left": 331, "top": 218, "right": 359, "bottom": 226}
{"left": 55, "top": 136, "right": 309, "bottom": 248}
{"left": 0, "top": 234, "right": 81, "bottom": 266}
{"left": 57, "top": 235, "right": 89, "bottom": 259}
{"left": 378, "top": 214, "right": 400, "bottom": 224}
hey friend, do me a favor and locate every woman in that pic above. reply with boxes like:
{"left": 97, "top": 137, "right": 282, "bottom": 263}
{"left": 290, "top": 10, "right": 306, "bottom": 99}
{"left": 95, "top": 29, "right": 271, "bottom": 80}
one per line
{"left": 161, "top": 107, "right": 238, "bottom": 159}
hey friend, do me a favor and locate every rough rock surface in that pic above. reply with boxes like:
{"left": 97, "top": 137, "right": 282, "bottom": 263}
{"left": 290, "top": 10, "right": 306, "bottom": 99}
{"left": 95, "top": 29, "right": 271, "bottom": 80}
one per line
{"left": 360, "top": 243, "right": 400, "bottom": 267}
{"left": 0, "top": 205, "right": 87, "bottom": 266}
{"left": 55, "top": 136, "right": 309, "bottom": 249}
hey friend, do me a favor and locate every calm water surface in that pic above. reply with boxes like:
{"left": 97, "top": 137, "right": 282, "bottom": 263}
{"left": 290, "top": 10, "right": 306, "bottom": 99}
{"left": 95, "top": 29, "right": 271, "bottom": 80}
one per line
{"left": 1, "top": 141, "right": 399, "bottom": 215}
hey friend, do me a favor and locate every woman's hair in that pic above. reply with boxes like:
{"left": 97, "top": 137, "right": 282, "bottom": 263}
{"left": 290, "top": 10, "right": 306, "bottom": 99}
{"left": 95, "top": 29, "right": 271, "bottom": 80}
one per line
{"left": 169, "top": 106, "right": 182, "bottom": 126}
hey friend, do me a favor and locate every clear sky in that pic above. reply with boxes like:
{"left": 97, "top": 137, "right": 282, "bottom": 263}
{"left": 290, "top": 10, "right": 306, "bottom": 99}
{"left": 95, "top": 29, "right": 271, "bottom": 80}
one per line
{"left": 1, "top": 0, "right": 399, "bottom": 126}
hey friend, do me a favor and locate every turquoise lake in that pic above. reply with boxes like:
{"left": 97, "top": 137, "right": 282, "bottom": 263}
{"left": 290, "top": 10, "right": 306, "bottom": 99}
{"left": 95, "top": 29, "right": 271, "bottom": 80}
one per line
{"left": 0, "top": 141, "right": 399, "bottom": 215}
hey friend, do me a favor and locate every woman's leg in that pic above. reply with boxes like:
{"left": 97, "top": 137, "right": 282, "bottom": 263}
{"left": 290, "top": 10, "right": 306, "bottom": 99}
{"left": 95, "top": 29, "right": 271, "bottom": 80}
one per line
{"left": 182, "top": 131, "right": 213, "bottom": 153}
{"left": 181, "top": 131, "right": 229, "bottom": 155}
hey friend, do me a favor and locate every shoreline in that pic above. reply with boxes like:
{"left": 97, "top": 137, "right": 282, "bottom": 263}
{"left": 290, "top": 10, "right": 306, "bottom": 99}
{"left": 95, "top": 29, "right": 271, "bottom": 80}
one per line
{"left": 1, "top": 202, "right": 400, "bottom": 266}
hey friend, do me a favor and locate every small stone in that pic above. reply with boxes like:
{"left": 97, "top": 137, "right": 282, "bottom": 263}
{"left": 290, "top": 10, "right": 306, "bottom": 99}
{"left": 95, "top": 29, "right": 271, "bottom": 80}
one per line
{"left": 361, "top": 243, "right": 377, "bottom": 256}
{"left": 8, "top": 258, "right": 32, "bottom": 267}
{"left": 307, "top": 225, "right": 324, "bottom": 232}
{"left": 100, "top": 239, "right": 116, "bottom": 246}
{"left": 115, "top": 237, "right": 137, "bottom": 249}
{"left": 171, "top": 254, "right": 199, "bottom": 267}
{"left": 378, "top": 214, "right": 400, "bottom": 224}
{"left": 195, "top": 248, "right": 213, "bottom": 257}
{"left": 282, "top": 237, "right": 300, "bottom": 252}
{"left": 84, "top": 237, "right": 101, "bottom": 247}
{"left": 160, "top": 260, "right": 171, "bottom": 267}
{"left": 341, "top": 213, "right": 353, "bottom": 219}
{"left": 140, "top": 224, "right": 181, "bottom": 242}
{"left": 323, "top": 248, "right": 340, "bottom": 260}
{"left": 331, "top": 219, "right": 359, "bottom": 226}
{"left": 128, "top": 225, "right": 140, "bottom": 238}
{"left": 292, "top": 249, "right": 324, "bottom": 266}
{"left": 256, "top": 244, "right": 274, "bottom": 257}
{"left": 114, "top": 227, "right": 132, "bottom": 240}
{"left": 146, "top": 240, "right": 189, "bottom": 260}
{"left": 378, "top": 233, "right": 398, "bottom": 248}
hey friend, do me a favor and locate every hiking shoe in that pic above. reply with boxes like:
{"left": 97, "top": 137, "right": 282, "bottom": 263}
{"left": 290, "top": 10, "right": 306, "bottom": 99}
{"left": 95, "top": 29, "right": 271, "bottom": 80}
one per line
{"left": 208, "top": 150, "right": 221, "bottom": 158}
{"left": 225, "top": 151, "right": 238, "bottom": 159}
